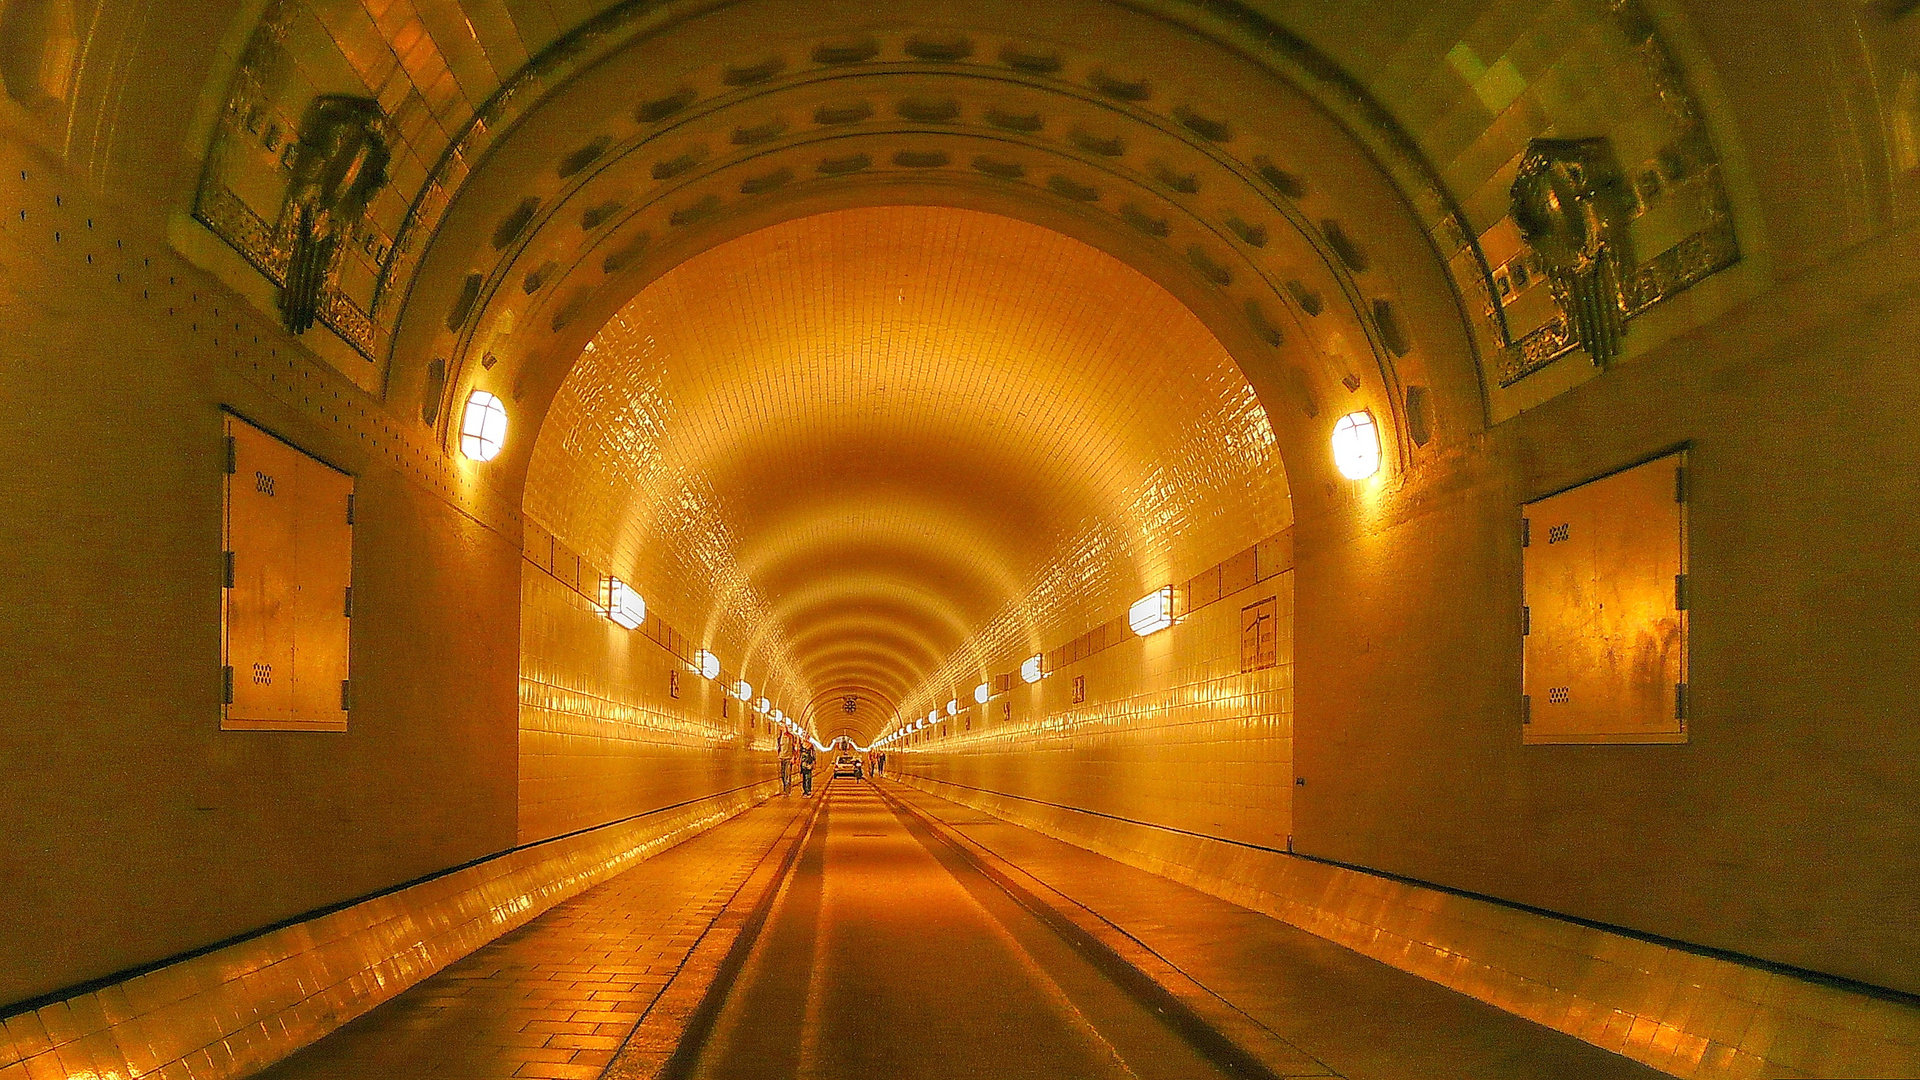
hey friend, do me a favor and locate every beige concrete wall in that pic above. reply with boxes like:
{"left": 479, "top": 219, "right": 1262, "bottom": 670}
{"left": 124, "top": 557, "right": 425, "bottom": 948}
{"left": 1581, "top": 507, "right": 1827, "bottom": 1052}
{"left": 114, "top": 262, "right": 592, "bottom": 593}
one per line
{"left": 1295, "top": 222, "right": 1920, "bottom": 997}
{"left": 0, "top": 151, "right": 520, "bottom": 1008}
{"left": 899, "top": 571, "right": 1295, "bottom": 859}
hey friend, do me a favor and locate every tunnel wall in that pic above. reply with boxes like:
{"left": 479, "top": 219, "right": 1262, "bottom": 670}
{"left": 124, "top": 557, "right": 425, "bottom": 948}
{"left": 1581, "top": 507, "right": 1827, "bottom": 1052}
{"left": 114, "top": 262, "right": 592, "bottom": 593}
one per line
{"left": 0, "top": 154, "right": 521, "bottom": 1008}
{"left": 517, "top": 556, "right": 775, "bottom": 845}
{"left": 897, "top": 569, "right": 1295, "bottom": 864}
{"left": 1294, "top": 230, "right": 1920, "bottom": 998}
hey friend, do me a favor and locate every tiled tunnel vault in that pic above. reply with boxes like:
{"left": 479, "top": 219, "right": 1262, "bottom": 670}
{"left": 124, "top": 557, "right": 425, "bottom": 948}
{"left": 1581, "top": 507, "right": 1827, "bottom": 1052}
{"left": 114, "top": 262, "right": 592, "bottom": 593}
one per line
{"left": 521, "top": 205, "right": 1291, "bottom": 793}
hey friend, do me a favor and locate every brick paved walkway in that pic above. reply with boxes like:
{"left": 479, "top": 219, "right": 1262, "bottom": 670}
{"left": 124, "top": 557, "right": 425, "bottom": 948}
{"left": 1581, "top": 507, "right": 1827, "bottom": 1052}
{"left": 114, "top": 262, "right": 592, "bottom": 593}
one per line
{"left": 254, "top": 799, "right": 809, "bottom": 1080}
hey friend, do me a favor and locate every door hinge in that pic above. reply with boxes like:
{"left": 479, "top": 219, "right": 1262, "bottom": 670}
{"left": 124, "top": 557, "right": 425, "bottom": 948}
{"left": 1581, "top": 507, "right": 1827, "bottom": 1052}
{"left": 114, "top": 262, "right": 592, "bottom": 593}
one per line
{"left": 341, "top": 679, "right": 352, "bottom": 712}
{"left": 1675, "top": 682, "right": 1689, "bottom": 720}
{"left": 225, "top": 435, "right": 237, "bottom": 475}
{"left": 223, "top": 551, "right": 235, "bottom": 589}
{"left": 1675, "top": 573, "right": 1689, "bottom": 611}
{"left": 1522, "top": 605, "right": 1531, "bottom": 636}
{"left": 223, "top": 665, "right": 234, "bottom": 704}
{"left": 343, "top": 586, "right": 353, "bottom": 618}
{"left": 346, "top": 493, "right": 355, "bottom": 526}
{"left": 1676, "top": 465, "right": 1688, "bottom": 503}
{"left": 1521, "top": 516, "right": 1531, "bottom": 548}
{"left": 1521, "top": 694, "right": 1532, "bottom": 725}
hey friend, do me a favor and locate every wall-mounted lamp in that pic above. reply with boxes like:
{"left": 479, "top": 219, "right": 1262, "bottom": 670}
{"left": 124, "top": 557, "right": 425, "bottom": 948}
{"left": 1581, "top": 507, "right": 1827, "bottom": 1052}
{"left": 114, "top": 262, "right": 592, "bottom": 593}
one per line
{"left": 1021, "top": 655, "right": 1045, "bottom": 683}
{"left": 460, "top": 390, "right": 508, "bottom": 461}
{"left": 754, "top": 696, "right": 770, "bottom": 713}
{"left": 732, "top": 680, "right": 753, "bottom": 701}
{"left": 692, "top": 650, "right": 722, "bottom": 680}
{"left": 1331, "top": 410, "right": 1382, "bottom": 480}
{"left": 601, "top": 577, "right": 645, "bottom": 630}
{"left": 945, "top": 699, "right": 958, "bottom": 716}
{"left": 1129, "top": 586, "right": 1175, "bottom": 637}
{"left": 974, "top": 682, "right": 990, "bottom": 704}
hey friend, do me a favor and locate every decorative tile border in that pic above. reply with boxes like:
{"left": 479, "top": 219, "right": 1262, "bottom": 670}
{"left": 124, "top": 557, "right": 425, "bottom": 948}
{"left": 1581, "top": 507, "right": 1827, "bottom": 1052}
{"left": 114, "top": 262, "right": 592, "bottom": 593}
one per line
{"left": 0, "top": 783, "right": 774, "bottom": 1080}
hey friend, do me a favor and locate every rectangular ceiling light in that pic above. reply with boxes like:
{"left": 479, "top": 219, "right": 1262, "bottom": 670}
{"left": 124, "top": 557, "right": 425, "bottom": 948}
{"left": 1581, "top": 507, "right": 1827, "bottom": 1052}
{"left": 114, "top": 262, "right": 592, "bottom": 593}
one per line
{"left": 1130, "top": 586, "right": 1175, "bottom": 636}
{"left": 602, "top": 576, "right": 646, "bottom": 630}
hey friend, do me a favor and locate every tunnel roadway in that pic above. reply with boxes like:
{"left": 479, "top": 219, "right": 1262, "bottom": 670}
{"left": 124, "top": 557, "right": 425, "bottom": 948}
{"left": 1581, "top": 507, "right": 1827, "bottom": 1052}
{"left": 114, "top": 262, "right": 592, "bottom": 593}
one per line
{"left": 255, "top": 779, "right": 1671, "bottom": 1080}
{"left": 677, "top": 780, "right": 1263, "bottom": 1080}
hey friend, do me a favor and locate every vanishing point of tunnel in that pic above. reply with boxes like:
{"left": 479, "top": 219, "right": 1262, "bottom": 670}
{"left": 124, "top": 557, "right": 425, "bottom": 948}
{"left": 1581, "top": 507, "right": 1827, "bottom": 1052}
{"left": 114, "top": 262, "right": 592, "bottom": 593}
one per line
{"left": 2, "top": 1, "right": 1918, "bottom": 1078}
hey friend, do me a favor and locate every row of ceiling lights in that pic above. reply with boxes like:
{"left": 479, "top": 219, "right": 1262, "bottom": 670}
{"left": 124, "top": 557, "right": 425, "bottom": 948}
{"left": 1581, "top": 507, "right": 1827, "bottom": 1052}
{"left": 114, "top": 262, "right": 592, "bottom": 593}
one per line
{"left": 604, "top": 572, "right": 812, "bottom": 743}
{"left": 465, "top": 372, "right": 1378, "bottom": 751}
{"left": 875, "top": 413, "right": 1379, "bottom": 748}
{"left": 870, "top": 586, "right": 1174, "bottom": 748}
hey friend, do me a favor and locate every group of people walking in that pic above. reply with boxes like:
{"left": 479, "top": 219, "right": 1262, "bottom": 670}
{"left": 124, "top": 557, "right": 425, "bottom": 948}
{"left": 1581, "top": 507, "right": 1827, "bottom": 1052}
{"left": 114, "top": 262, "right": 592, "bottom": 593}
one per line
{"left": 777, "top": 730, "right": 817, "bottom": 796}
{"left": 773, "top": 731, "right": 889, "bottom": 796}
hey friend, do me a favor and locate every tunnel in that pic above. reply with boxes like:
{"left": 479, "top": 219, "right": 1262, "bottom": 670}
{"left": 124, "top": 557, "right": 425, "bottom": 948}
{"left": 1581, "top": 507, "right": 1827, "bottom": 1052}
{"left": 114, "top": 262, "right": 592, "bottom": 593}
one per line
{"left": 2, "top": 0, "right": 1919, "bottom": 1077}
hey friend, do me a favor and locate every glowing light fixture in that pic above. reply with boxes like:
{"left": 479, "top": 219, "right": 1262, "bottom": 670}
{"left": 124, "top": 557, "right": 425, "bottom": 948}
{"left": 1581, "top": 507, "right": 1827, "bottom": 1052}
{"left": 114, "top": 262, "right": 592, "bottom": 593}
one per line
{"left": 974, "top": 683, "right": 990, "bottom": 704}
{"left": 1331, "top": 410, "right": 1382, "bottom": 480}
{"left": 692, "top": 650, "right": 721, "bottom": 680}
{"left": 460, "top": 390, "right": 509, "bottom": 461}
{"left": 1129, "top": 586, "right": 1175, "bottom": 637}
{"left": 945, "top": 699, "right": 958, "bottom": 716}
{"left": 1022, "top": 654, "right": 1046, "bottom": 683}
{"left": 927, "top": 710, "right": 938, "bottom": 724}
{"left": 732, "top": 679, "right": 753, "bottom": 701}
{"left": 771, "top": 709, "right": 784, "bottom": 724}
{"left": 754, "top": 696, "right": 770, "bottom": 713}
{"left": 601, "top": 577, "right": 645, "bottom": 630}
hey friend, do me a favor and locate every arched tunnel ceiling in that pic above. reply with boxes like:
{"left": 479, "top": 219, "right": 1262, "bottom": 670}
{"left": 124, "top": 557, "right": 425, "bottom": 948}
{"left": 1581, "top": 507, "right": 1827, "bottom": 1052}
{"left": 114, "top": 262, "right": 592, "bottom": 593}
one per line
{"left": 525, "top": 206, "right": 1290, "bottom": 741}
{"left": 174, "top": 0, "right": 1746, "bottom": 746}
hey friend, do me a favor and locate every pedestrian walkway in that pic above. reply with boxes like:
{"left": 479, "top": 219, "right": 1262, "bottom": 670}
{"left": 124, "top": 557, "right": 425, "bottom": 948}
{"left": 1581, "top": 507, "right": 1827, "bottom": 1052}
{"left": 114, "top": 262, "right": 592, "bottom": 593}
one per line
{"left": 253, "top": 799, "right": 809, "bottom": 1080}
{"left": 882, "top": 780, "right": 1670, "bottom": 1080}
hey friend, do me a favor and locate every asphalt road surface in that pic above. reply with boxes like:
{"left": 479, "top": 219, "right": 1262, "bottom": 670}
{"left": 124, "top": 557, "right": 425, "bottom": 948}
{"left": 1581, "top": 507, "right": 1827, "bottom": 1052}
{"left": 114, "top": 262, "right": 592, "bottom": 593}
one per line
{"left": 682, "top": 780, "right": 1253, "bottom": 1080}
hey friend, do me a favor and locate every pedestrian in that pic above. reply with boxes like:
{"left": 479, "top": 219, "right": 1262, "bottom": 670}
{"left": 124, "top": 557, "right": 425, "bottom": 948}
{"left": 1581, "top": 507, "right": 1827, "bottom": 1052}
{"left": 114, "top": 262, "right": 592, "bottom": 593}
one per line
{"left": 776, "top": 728, "right": 793, "bottom": 795}
{"left": 800, "top": 743, "right": 816, "bottom": 796}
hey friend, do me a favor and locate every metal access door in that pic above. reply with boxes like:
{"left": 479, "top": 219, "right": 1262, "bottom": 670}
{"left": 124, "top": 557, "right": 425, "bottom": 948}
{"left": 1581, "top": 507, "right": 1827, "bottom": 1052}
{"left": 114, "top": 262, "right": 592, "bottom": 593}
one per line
{"left": 1522, "top": 451, "right": 1688, "bottom": 744}
{"left": 222, "top": 413, "right": 353, "bottom": 731}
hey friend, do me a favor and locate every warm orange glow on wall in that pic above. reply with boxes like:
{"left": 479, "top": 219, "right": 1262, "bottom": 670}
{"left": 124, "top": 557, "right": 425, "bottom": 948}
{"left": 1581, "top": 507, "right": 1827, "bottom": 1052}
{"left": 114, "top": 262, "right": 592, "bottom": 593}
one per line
{"left": 1332, "top": 411, "right": 1382, "bottom": 480}
{"left": 461, "top": 391, "right": 507, "bottom": 461}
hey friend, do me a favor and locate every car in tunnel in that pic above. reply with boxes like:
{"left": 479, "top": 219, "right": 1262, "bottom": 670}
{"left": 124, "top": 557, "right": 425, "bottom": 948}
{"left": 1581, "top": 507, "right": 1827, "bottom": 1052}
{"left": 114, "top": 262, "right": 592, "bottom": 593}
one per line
{"left": 832, "top": 754, "right": 863, "bottom": 780}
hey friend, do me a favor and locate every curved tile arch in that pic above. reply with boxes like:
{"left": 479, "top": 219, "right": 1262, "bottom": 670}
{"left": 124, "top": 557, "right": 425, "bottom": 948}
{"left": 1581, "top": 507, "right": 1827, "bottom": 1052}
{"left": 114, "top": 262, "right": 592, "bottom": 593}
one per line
{"left": 525, "top": 206, "right": 1292, "bottom": 741}
{"left": 397, "top": 50, "right": 1459, "bottom": 492}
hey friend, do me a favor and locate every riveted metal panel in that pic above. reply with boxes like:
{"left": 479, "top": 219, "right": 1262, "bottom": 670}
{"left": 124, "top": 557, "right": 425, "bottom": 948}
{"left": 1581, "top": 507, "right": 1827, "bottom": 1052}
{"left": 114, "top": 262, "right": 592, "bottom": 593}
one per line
{"left": 223, "top": 414, "right": 352, "bottom": 732}
{"left": 1522, "top": 451, "right": 1687, "bottom": 744}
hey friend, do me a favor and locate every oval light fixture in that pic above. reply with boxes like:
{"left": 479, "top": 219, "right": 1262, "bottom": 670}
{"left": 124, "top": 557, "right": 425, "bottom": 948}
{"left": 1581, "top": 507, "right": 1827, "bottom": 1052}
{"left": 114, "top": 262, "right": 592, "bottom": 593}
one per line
{"left": 974, "top": 682, "right": 990, "bottom": 704}
{"left": 732, "top": 680, "right": 753, "bottom": 701}
{"left": 602, "top": 576, "right": 645, "bottom": 630}
{"left": 1021, "top": 654, "right": 1045, "bottom": 683}
{"left": 754, "top": 696, "right": 770, "bottom": 713}
{"left": 945, "top": 699, "right": 958, "bottom": 716}
{"left": 1331, "top": 410, "right": 1382, "bottom": 480}
{"left": 460, "top": 390, "right": 509, "bottom": 461}
{"left": 1129, "top": 586, "right": 1175, "bottom": 637}
{"left": 692, "top": 650, "right": 721, "bottom": 680}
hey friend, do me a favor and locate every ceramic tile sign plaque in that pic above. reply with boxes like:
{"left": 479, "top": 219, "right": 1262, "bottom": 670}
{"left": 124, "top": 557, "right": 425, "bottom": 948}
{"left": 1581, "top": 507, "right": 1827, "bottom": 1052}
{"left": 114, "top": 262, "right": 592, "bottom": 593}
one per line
{"left": 223, "top": 412, "right": 354, "bottom": 731}
{"left": 1241, "top": 596, "right": 1279, "bottom": 672}
{"left": 1523, "top": 451, "right": 1688, "bottom": 744}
